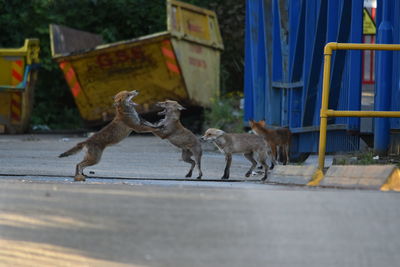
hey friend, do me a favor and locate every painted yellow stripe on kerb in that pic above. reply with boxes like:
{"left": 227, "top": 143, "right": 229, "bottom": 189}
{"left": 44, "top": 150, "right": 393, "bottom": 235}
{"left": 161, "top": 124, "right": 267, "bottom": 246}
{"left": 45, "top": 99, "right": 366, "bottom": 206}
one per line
{"left": 381, "top": 168, "right": 400, "bottom": 191}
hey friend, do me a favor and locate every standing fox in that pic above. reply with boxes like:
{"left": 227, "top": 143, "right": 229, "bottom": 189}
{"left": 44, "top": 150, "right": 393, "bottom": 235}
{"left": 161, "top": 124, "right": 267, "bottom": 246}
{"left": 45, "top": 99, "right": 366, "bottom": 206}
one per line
{"left": 201, "top": 128, "right": 272, "bottom": 181}
{"left": 151, "top": 100, "right": 203, "bottom": 179}
{"left": 249, "top": 120, "right": 291, "bottom": 165}
{"left": 59, "top": 90, "right": 159, "bottom": 181}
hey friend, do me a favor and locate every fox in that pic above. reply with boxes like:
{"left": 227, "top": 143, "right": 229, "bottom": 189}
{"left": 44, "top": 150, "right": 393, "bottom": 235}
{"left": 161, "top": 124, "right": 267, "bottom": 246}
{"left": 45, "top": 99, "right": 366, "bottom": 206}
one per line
{"left": 249, "top": 120, "right": 292, "bottom": 165}
{"left": 149, "top": 100, "right": 203, "bottom": 179}
{"left": 59, "top": 90, "right": 159, "bottom": 181}
{"left": 201, "top": 128, "right": 273, "bottom": 181}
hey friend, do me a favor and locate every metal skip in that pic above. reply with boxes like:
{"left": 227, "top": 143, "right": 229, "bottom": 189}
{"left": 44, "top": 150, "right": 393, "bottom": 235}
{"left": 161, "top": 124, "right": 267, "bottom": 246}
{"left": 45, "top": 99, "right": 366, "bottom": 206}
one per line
{"left": 50, "top": 0, "right": 224, "bottom": 126}
{"left": 0, "top": 39, "right": 40, "bottom": 133}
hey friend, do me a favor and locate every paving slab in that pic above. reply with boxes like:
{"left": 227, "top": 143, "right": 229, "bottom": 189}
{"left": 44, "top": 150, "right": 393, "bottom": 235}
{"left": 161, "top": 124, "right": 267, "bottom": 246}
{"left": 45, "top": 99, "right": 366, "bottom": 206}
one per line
{"left": 268, "top": 165, "right": 317, "bottom": 185}
{"left": 320, "top": 165, "right": 399, "bottom": 190}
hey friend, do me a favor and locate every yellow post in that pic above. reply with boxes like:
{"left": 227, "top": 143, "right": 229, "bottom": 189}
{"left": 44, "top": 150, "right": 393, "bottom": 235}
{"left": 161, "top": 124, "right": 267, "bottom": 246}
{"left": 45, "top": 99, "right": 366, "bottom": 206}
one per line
{"left": 308, "top": 42, "right": 400, "bottom": 187}
{"left": 308, "top": 44, "right": 333, "bottom": 186}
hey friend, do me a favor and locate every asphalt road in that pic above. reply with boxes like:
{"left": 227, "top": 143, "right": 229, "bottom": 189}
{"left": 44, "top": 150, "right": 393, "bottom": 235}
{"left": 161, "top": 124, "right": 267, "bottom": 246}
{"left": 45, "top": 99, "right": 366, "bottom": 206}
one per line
{"left": 1, "top": 134, "right": 400, "bottom": 267}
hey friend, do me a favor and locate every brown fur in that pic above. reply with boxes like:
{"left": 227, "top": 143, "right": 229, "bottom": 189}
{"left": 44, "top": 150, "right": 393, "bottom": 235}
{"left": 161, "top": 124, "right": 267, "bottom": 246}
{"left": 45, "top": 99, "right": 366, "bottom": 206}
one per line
{"left": 151, "top": 100, "right": 203, "bottom": 179}
{"left": 59, "top": 90, "right": 159, "bottom": 181}
{"left": 249, "top": 120, "right": 291, "bottom": 165}
{"left": 201, "top": 128, "right": 272, "bottom": 181}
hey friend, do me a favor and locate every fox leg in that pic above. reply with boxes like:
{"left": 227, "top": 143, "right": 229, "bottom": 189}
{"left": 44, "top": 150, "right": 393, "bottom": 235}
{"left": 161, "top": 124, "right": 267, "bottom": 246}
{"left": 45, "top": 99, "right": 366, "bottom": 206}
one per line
{"left": 182, "top": 149, "right": 195, "bottom": 178}
{"left": 276, "top": 145, "right": 281, "bottom": 163}
{"left": 244, "top": 152, "right": 257, "bottom": 177}
{"left": 75, "top": 145, "right": 103, "bottom": 181}
{"left": 258, "top": 152, "right": 269, "bottom": 181}
{"left": 267, "top": 143, "right": 278, "bottom": 170}
{"left": 222, "top": 154, "right": 232, "bottom": 179}
{"left": 270, "top": 143, "right": 278, "bottom": 167}
{"left": 191, "top": 146, "right": 203, "bottom": 179}
{"left": 283, "top": 144, "right": 289, "bottom": 165}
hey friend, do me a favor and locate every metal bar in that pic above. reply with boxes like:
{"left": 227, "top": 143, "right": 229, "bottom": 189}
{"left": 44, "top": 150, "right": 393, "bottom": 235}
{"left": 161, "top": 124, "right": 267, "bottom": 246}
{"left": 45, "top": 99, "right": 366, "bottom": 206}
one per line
{"left": 317, "top": 53, "right": 332, "bottom": 171}
{"left": 374, "top": 0, "right": 393, "bottom": 154}
{"left": 302, "top": 0, "right": 328, "bottom": 126}
{"left": 326, "top": 110, "right": 400, "bottom": 118}
{"left": 317, "top": 42, "right": 400, "bottom": 174}
{"left": 272, "top": 81, "right": 303, "bottom": 88}
{"left": 243, "top": 0, "right": 254, "bottom": 121}
{"left": 325, "top": 42, "right": 400, "bottom": 52}
{"left": 290, "top": 124, "right": 348, "bottom": 133}
{"left": 346, "top": 0, "right": 363, "bottom": 131}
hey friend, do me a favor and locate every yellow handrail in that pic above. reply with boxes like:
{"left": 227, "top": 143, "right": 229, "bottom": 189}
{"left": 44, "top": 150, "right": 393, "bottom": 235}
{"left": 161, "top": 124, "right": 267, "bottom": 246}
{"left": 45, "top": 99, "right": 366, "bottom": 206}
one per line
{"left": 309, "top": 42, "right": 400, "bottom": 186}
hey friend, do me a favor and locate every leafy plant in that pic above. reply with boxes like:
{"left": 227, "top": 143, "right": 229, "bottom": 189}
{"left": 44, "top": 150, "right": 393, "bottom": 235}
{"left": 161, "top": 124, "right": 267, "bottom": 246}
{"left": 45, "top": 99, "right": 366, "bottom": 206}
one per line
{"left": 357, "top": 150, "right": 375, "bottom": 165}
{"left": 204, "top": 92, "right": 244, "bottom": 133}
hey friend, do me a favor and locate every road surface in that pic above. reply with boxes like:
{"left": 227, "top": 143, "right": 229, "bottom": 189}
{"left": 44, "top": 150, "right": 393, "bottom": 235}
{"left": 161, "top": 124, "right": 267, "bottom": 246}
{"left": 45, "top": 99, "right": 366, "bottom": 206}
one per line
{"left": 0, "top": 134, "right": 399, "bottom": 267}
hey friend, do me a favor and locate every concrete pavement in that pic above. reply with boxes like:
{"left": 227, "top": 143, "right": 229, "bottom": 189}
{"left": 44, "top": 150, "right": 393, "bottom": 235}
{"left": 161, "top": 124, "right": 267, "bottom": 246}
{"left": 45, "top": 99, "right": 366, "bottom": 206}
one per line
{"left": 0, "top": 134, "right": 264, "bottom": 181}
{"left": 1, "top": 134, "right": 400, "bottom": 267}
{"left": 1, "top": 178, "right": 400, "bottom": 267}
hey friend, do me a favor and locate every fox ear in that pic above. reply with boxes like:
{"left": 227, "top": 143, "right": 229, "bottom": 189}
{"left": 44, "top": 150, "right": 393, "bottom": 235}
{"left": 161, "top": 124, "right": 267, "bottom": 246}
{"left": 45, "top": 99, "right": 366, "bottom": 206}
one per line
{"left": 177, "top": 104, "right": 185, "bottom": 110}
{"left": 260, "top": 120, "right": 266, "bottom": 126}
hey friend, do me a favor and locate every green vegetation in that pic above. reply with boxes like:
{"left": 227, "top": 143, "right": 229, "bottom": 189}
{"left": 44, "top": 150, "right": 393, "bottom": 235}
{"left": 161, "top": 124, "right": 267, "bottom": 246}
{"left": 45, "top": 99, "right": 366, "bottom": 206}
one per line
{"left": 0, "top": 0, "right": 244, "bottom": 130}
{"left": 357, "top": 150, "right": 376, "bottom": 165}
{"left": 332, "top": 150, "right": 400, "bottom": 166}
{"left": 204, "top": 92, "right": 244, "bottom": 133}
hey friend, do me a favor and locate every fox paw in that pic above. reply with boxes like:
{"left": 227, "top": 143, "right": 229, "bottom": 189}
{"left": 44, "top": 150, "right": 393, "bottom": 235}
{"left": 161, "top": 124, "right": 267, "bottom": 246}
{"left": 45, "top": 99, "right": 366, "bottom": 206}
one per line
{"left": 74, "top": 174, "right": 86, "bottom": 182}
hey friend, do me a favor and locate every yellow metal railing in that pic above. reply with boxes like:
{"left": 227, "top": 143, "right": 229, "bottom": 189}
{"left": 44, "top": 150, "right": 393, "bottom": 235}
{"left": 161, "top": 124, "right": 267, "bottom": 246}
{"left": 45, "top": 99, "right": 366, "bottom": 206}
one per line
{"left": 309, "top": 42, "right": 400, "bottom": 186}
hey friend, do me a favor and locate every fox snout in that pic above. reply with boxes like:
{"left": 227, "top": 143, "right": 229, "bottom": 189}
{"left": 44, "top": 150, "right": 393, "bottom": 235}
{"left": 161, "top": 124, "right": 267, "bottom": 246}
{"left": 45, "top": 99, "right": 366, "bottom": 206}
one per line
{"left": 201, "top": 134, "right": 217, "bottom": 141}
{"left": 157, "top": 109, "right": 166, "bottom": 115}
{"left": 129, "top": 90, "right": 139, "bottom": 97}
{"left": 156, "top": 100, "right": 185, "bottom": 111}
{"left": 127, "top": 91, "right": 139, "bottom": 105}
{"left": 202, "top": 128, "right": 224, "bottom": 141}
{"left": 156, "top": 101, "right": 166, "bottom": 108}
{"left": 200, "top": 135, "right": 209, "bottom": 141}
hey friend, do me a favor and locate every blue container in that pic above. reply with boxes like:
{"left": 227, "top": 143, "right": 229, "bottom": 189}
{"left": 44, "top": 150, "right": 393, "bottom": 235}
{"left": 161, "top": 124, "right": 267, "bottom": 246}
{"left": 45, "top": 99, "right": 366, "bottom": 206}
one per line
{"left": 244, "top": 0, "right": 400, "bottom": 155}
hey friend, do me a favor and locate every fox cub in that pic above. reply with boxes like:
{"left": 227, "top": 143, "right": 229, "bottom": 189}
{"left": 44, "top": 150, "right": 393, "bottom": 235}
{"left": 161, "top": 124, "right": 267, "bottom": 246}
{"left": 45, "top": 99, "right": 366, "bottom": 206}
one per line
{"left": 59, "top": 90, "right": 159, "bottom": 181}
{"left": 249, "top": 120, "right": 291, "bottom": 165}
{"left": 202, "top": 128, "right": 273, "bottom": 181}
{"left": 151, "top": 100, "right": 203, "bottom": 179}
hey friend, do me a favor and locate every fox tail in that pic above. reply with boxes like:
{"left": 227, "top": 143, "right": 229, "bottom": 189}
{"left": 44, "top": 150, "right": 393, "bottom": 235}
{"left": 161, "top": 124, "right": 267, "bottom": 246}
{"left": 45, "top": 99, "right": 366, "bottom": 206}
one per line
{"left": 59, "top": 142, "right": 85, "bottom": 158}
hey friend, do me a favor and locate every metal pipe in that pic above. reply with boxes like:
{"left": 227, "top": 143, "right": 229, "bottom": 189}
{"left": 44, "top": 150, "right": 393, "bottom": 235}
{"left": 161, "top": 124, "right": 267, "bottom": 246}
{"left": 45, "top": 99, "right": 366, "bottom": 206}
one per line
{"left": 317, "top": 42, "right": 400, "bottom": 172}
{"left": 317, "top": 53, "right": 332, "bottom": 171}
{"left": 326, "top": 110, "right": 400, "bottom": 118}
{"left": 374, "top": 0, "right": 393, "bottom": 154}
{"left": 325, "top": 42, "right": 400, "bottom": 51}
